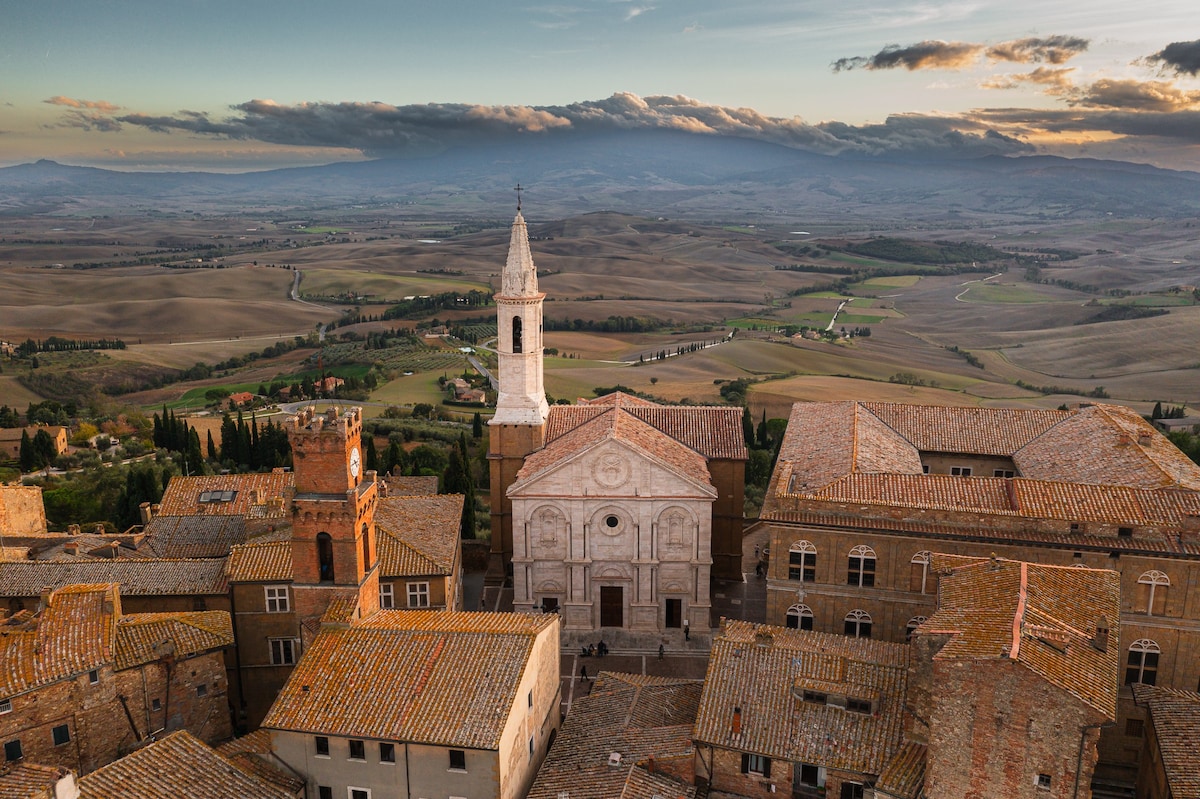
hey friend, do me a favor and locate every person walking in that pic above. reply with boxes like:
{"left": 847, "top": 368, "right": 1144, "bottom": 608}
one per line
{"left": 580, "top": 664, "right": 589, "bottom": 683}
{"left": 684, "top": 620, "right": 690, "bottom": 641}
{"left": 658, "top": 643, "right": 665, "bottom": 660}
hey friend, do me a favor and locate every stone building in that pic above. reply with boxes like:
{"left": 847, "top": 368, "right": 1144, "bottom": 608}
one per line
{"left": 262, "top": 610, "right": 561, "bottom": 799}
{"left": 0, "top": 426, "right": 68, "bottom": 462}
{"left": 758, "top": 400, "right": 1200, "bottom": 782}
{"left": 375, "top": 493, "right": 463, "bottom": 612}
{"left": 0, "top": 486, "right": 48, "bottom": 538}
{"left": 0, "top": 584, "right": 233, "bottom": 776}
{"left": 487, "top": 207, "right": 746, "bottom": 638}
{"left": 1130, "top": 683, "right": 1200, "bottom": 799}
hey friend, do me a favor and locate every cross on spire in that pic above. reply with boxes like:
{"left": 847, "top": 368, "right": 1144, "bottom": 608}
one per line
{"left": 514, "top": 183, "right": 523, "bottom": 211}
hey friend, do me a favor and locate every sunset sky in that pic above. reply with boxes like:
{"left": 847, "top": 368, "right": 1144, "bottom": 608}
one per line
{"left": 3, "top": 1, "right": 1199, "bottom": 171}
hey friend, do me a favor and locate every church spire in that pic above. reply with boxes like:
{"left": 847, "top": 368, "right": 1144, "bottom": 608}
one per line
{"left": 501, "top": 207, "right": 539, "bottom": 298}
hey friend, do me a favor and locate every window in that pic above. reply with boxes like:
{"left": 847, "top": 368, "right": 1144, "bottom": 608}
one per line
{"left": 265, "top": 585, "right": 290, "bottom": 613}
{"left": 846, "top": 698, "right": 872, "bottom": 714}
{"left": 798, "top": 763, "right": 820, "bottom": 787}
{"left": 349, "top": 739, "right": 366, "bottom": 760}
{"left": 921, "top": 464, "right": 929, "bottom": 474}
{"left": 906, "top": 616, "right": 927, "bottom": 641}
{"left": 741, "top": 753, "right": 770, "bottom": 777}
{"left": 1126, "top": 640, "right": 1160, "bottom": 686}
{"left": 910, "top": 551, "right": 932, "bottom": 594}
{"left": 847, "top": 545, "right": 876, "bottom": 587}
{"left": 994, "top": 469, "right": 1015, "bottom": 478}
{"left": 1036, "top": 774, "right": 1052, "bottom": 790}
{"left": 192, "top": 597, "right": 207, "bottom": 611}
{"left": 196, "top": 684, "right": 207, "bottom": 697}
{"left": 950, "top": 466, "right": 972, "bottom": 476}
{"left": 349, "top": 789, "right": 370, "bottom": 799}
{"left": 315, "top": 736, "right": 330, "bottom": 757}
{"left": 605, "top": 515, "right": 619, "bottom": 528}
{"left": 0, "top": 700, "right": 10, "bottom": 715}
{"left": 407, "top": 582, "right": 430, "bottom": 608}
{"left": 538, "top": 509, "right": 560, "bottom": 544}
{"left": 1118, "top": 527, "right": 1134, "bottom": 538}
{"left": 1138, "top": 570, "right": 1170, "bottom": 616}
{"left": 52, "top": 725, "right": 70, "bottom": 746}
{"left": 512, "top": 317, "right": 523, "bottom": 353}
{"left": 151, "top": 698, "right": 161, "bottom": 711}
{"left": 88, "top": 669, "right": 99, "bottom": 685}
{"left": 1125, "top": 718, "right": 1144, "bottom": 737}
{"left": 317, "top": 533, "right": 335, "bottom": 583}
{"left": 528, "top": 736, "right": 535, "bottom": 758}
{"left": 786, "top": 604, "right": 814, "bottom": 631}
{"left": 528, "top": 690, "right": 534, "bottom": 710}
{"left": 380, "top": 583, "right": 395, "bottom": 609}
{"left": 271, "top": 638, "right": 297, "bottom": 665}
{"left": 319, "top": 788, "right": 333, "bottom": 799}
{"left": 380, "top": 742, "right": 395, "bottom": 763}
{"left": 449, "top": 749, "right": 467, "bottom": 771}
{"left": 541, "top": 596, "right": 559, "bottom": 613}
{"left": 841, "top": 784, "right": 864, "bottom": 799}
{"left": 789, "top": 541, "right": 817, "bottom": 582}
{"left": 4, "top": 739, "right": 21, "bottom": 762}
{"left": 802, "top": 691, "right": 827, "bottom": 705}
{"left": 844, "top": 610, "right": 872, "bottom": 639}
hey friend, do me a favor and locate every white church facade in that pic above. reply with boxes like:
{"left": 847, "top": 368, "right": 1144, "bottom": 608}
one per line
{"left": 487, "top": 201, "right": 746, "bottom": 641}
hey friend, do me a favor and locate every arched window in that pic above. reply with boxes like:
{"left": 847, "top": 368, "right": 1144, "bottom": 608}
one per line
{"left": 1125, "top": 640, "right": 1161, "bottom": 686}
{"left": 538, "top": 508, "right": 561, "bottom": 544}
{"left": 847, "top": 545, "right": 876, "bottom": 587}
{"left": 910, "top": 551, "right": 932, "bottom": 594}
{"left": 361, "top": 523, "right": 371, "bottom": 570}
{"left": 844, "top": 610, "right": 872, "bottom": 639}
{"left": 786, "top": 604, "right": 814, "bottom": 631}
{"left": 789, "top": 540, "right": 817, "bottom": 582}
{"left": 1137, "top": 570, "right": 1170, "bottom": 616}
{"left": 512, "top": 317, "right": 523, "bottom": 353}
{"left": 906, "top": 616, "right": 928, "bottom": 641}
{"left": 317, "top": 532, "right": 335, "bottom": 583}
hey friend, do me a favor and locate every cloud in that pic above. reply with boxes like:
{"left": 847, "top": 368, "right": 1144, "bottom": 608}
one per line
{"left": 106, "top": 92, "right": 1034, "bottom": 160}
{"left": 981, "top": 67, "right": 1076, "bottom": 93}
{"left": 985, "top": 36, "right": 1089, "bottom": 65}
{"left": 1145, "top": 39, "right": 1200, "bottom": 77}
{"left": 832, "top": 40, "right": 982, "bottom": 72}
{"left": 44, "top": 96, "right": 122, "bottom": 113}
{"left": 624, "top": 5, "right": 653, "bottom": 21}
{"left": 1067, "top": 79, "right": 1200, "bottom": 112}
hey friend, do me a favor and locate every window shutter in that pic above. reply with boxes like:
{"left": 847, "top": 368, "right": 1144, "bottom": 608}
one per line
{"left": 763, "top": 758, "right": 771, "bottom": 778}
{"left": 741, "top": 753, "right": 749, "bottom": 774}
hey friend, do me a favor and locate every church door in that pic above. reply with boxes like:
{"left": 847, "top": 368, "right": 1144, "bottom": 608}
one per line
{"left": 600, "top": 586, "right": 623, "bottom": 628}
{"left": 665, "top": 598, "right": 682, "bottom": 628}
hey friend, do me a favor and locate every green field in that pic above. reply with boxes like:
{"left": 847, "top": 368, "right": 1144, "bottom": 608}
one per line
{"left": 299, "top": 268, "right": 489, "bottom": 301}
{"left": 959, "top": 283, "right": 1059, "bottom": 304}
{"left": 1101, "top": 294, "right": 1197, "bottom": 307}
{"left": 856, "top": 274, "right": 922, "bottom": 289}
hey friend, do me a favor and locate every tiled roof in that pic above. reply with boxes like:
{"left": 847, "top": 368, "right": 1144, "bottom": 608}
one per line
{"left": 114, "top": 611, "right": 234, "bottom": 670}
{"left": 619, "top": 765, "right": 699, "bottom": 799}
{"left": 227, "top": 541, "right": 292, "bottom": 583}
{"left": 874, "top": 742, "right": 926, "bottom": 799}
{"left": 862, "top": 402, "right": 1068, "bottom": 456}
{"left": 385, "top": 475, "right": 440, "bottom": 496}
{"left": 78, "top": 730, "right": 294, "bottom": 799}
{"left": 547, "top": 404, "right": 747, "bottom": 461}
{"left": 375, "top": 495, "right": 462, "bottom": 577}
{"left": 263, "top": 610, "right": 557, "bottom": 748}
{"left": 0, "top": 559, "right": 229, "bottom": 597}
{"left": 528, "top": 672, "right": 701, "bottom": 799}
{"left": 216, "top": 731, "right": 305, "bottom": 796}
{"left": 0, "top": 763, "right": 71, "bottom": 799}
{"left": 921, "top": 556, "right": 1119, "bottom": 719}
{"left": 583, "top": 391, "right": 660, "bottom": 407}
{"left": 517, "top": 408, "right": 716, "bottom": 492}
{"left": 1131, "top": 684, "right": 1200, "bottom": 798}
{"left": 0, "top": 584, "right": 117, "bottom": 699}
{"left": 695, "top": 620, "right": 909, "bottom": 776}
{"left": 156, "top": 472, "right": 294, "bottom": 517}
{"left": 141, "top": 515, "right": 250, "bottom": 558}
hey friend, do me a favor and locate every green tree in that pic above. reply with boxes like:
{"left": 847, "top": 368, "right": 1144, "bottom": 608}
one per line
{"left": 18, "top": 430, "right": 35, "bottom": 472}
{"left": 365, "top": 435, "right": 378, "bottom": 473}
{"left": 472, "top": 412, "right": 484, "bottom": 439}
{"left": 742, "top": 406, "right": 755, "bottom": 450}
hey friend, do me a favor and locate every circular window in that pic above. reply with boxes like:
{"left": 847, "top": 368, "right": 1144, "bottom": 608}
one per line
{"left": 605, "top": 515, "right": 619, "bottom": 528}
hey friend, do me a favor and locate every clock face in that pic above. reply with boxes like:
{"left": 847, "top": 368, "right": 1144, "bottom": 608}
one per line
{"left": 349, "top": 446, "right": 361, "bottom": 478}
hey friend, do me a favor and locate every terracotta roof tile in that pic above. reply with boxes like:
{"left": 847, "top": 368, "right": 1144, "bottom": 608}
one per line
{"left": 227, "top": 541, "right": 293, "bottom": 583}
{"left": 78, "top": 730, "right": 293, "bottom": 799}
{"left": 0, "top": 763, "right": 71, "bottom": 799}
{"left": 547, "top": 404, "right": 747, "bottom": 461}
{"left": 921, "top": 556, "right": 1119, "bottom": 719}
{"left": 862, "top": 402, "right": 1068, "bottom": 456}
{"left": 375, "top": 495, "right": 462, "bottom": 577}
{"left": 1132, "top": 684, "right": 1200, "bottom": 798}
{"left": 263, "top": 611, "right": 557, "bottom": 749}
{"left": 141, "top": 515, "right": 250, "bottom": 558}
{"left": 113, "top": 611, "right": 234, "bottom": 670}
{"left": 695, "top": 620, "right": 908, "bottom": 777}
{"left": 874, "top": 741, "right": 926, "bottom": 799}
{"left": 529, "top": 672, "right": 701, "bottom": 799}
{"left": 583, "top": 391, "right": 660, "bottom": 407}
{"left": 156, "top": 472, "right": 294, "bottom": 517}
{"left": 0, "top": 559, "right": 228, "bottom": 597}
{"left": 216, "top": 732, "right": 305, "bottom": 795}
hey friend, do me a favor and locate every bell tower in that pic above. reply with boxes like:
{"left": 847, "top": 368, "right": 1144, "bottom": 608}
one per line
{"left": 288, "top": 406, "right": 380, "bottom": 621}
{"left": 488, "top": 191, "right": 549, "bottom": 579}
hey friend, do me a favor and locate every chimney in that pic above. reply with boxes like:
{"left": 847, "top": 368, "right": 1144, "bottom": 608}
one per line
{"left": 1092, "top": 616, "right": 1110, "bottom": 653}
{"left": 731, "top": 706, "right": 743, "bottom": 737}
{"left": 63, "top": 542, "right": 78, "bottom": 557}
{"left": 139, "top": 502, "right": 153, "bottom": 525}
{"left": 1138, "top": 431, "right": 1153, "bottom": 447}
{"left": 647, "top": 756, "right": 656, "bottom": 774}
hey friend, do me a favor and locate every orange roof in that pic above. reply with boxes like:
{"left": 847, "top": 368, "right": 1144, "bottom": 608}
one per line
{"left": 227, "top": 541, "right": 292, "bottom": 583}
{"left": 874, "top": 742, "right": 926, "bottom": 799}
{"left": 1131, "top": 684, "right": 1200, "bottom": 798}
{"left": 157, "top": 472, "right": 294, "bottom": 517}
{"left": 862, "top": 402, "right": 1068, "bottom": 456}
{"left": 920, "top": 556, "right": 1119, "bottom": 719}
{"left": 0, "top": 763, "right": 72, "bottom": 799}
{"left": 114, "top": 611, "right": 234, "bottom": 670}
{"left": 216, "top": 731, "right": 305, "bottom": 795}
{"left": 0, "top": 559, "right": 229, "bottom": 597}
{"left": 375, "top": 495, "right": 462, "bottom": 577}
{"left": 263, "top": 610, "right": 557, "bottom": 748}
{"left": 694, "top": 620, "right": 909, "bottom": 776}
{"left": 582, "top": 391, "right": 660, "bottom": 407}
{"left": 547, "top": 403, "right": 746, "bottom": 461}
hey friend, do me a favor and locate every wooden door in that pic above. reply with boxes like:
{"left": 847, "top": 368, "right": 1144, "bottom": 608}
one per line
{"left": 665, "top": 598, "right": 682, "bottom": 628}
{"left": 600, "top": 586, "right": 623, "bottom": 628}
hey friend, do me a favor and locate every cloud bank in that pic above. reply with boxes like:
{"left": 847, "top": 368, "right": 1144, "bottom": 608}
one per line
{"left": 1146, "top": 39, "right": 1200, "bottom": 76}
{"left": 832, "top": 35, "right": 1089, "bottom": 72}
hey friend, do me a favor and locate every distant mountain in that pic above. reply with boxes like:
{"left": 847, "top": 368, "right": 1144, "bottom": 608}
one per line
{"left": 3, "top": 132, "right": 1200, "bottom": 221}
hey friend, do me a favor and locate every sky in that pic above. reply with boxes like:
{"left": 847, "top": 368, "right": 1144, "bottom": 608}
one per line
{"left": 3, "top": 0, "right": 1200, "bottom": 172}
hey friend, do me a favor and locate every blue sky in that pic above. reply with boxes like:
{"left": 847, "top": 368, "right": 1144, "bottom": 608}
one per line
{"left": 3, "top": 1, "right": 1199, "bottom": 171}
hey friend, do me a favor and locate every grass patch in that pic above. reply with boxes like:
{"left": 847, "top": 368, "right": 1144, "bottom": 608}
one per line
{"left": 856, "top": 274, "right": 922, "bottom": 289}
{"left": 1100, "top": 294, "right": 1196, "bottom": 307}
{"left": 299, "top": 268, "right": 488, "bottom": 301}
{"left": 959, "top": 284, "right": 1058, "bottom": 304}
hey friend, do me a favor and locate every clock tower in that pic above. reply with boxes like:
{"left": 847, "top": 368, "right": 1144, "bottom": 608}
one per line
{"left": 488, "top": 198, "right": 549, "bottom": 579}
{"left": 288, "top": 405, "right": 380, "bottom": 621}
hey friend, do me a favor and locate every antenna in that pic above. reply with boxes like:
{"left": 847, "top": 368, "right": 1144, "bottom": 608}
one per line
{"left": 514, "top": 183, "right": 523, "bottom": 211}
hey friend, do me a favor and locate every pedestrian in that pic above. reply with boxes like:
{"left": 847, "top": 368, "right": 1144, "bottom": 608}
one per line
{"left": 658, "top": 643, "right": 665, "bottom": 660}
{"left": 684, "top": 620, "right": 690, "bottom": 641}
{"left": 580, "top": 665, "right": 589, "bottom": 682}
{"left": 588, "top": 643, "right": 595, "bottom": 658}
{"left": 754, "top": 544, "right": 760, "bottom": 559}
{"left": 598, "top": 639, "right": 607, "bottom": 657}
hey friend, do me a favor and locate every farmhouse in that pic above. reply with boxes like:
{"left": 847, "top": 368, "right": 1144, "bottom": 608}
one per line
{"left": 0, "top": 425, "right": 68, "bottom": 461}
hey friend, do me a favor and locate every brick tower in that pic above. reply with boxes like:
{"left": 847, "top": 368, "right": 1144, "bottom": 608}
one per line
{"left": 488, "top": 201, "right": 549, "bottom": 581}
{"left": 288, "top": 406, "right": 380, "bottom": 622}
